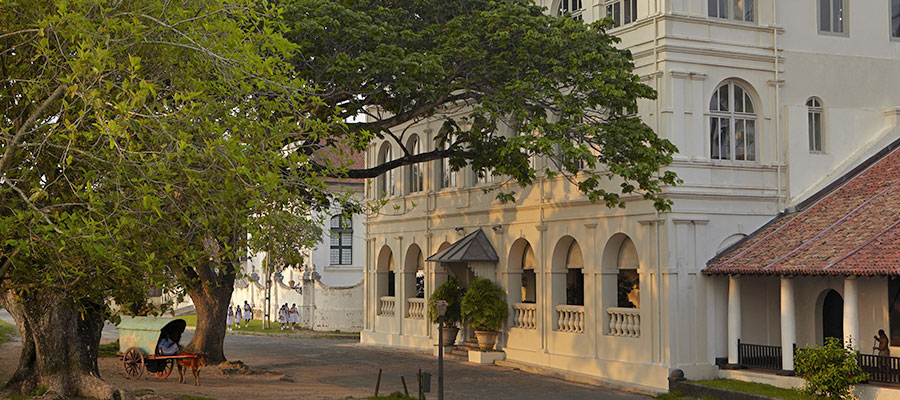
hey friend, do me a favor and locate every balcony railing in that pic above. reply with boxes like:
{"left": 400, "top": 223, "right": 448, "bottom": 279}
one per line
{"left": 556, "top": 305, "right": 584, "bottom": 333}
{"left": 407, "top": 297, "right": 425, "bottom": 319}
{"left": 607, "top": 307, "right": 641, "bottom": 337}
{"left": 379, "top": 296, "right": 396, "bottom": 317}
{"left": 512, "top": 303, "right": 537, "bottom": 329}
{"left": 858, "top": 353, "right": 900, "bottom": 384}
{"left": 737, "top": 340, "right": 782, "bottom": 370}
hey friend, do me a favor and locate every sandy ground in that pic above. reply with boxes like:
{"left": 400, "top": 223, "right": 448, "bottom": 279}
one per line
{"left": 0, "top": 310, "right": 650, "bottom": 400}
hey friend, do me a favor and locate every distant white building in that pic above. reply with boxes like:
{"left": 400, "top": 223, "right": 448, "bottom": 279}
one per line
{"left": 230, "top": 154, "right": 367, "bottom": 332}
{"left": 360, "top": 0, "right": 900, "bottom": 395}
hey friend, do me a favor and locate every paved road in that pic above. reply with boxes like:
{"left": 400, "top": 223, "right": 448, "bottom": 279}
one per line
{"left": 1, "top": 309, "right": 651, "bottom": 399}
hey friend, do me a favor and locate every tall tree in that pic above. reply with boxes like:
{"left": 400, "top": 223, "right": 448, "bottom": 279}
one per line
{"left": 0, "top": 0, "right": 336, "bottom": 397}
{"left": 282, "top": 0, "right": 679, "bottom": 209}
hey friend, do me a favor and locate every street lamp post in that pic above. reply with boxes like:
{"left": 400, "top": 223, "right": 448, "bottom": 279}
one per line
{"left": 434, "top": 300, "right": 448, "bottom": 400}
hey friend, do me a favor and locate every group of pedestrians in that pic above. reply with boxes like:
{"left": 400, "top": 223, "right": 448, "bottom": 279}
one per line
{"left": 279, "top": 303, "right": 300, "bottom": 330}
{"left": 225, "top": 300, "right": 299, "bottom": 331}
{"left": 226, "top": 300, "right": 253, "bottom": 330}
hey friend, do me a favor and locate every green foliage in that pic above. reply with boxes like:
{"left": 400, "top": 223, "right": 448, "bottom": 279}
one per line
{"left": 460, "top": 278, "right": 509, "bottom": 331}
{"left": 0, "top": 319, "right": 16, "bottom": 345}
{"left": 795, "top": 337, "right": 867, "bottom": 400}
{"left": 98, "top": 341, "right": 120, "bottom": 358}
{"left": 691, "top": 379, "right": 817, "bottom": 400}
{"left": 427, "top": 277, "right": 463, "bottom": 325}
{"left": 279, "top": 0, "right": 680, "bottom": 210}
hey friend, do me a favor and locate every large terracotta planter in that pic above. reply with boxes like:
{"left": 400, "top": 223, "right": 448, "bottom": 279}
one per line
{"left": 441, "top": 326, "right": 459, "bottom": 347}
{"left": 474, "top": 330, "right": 498, "bottom": 351}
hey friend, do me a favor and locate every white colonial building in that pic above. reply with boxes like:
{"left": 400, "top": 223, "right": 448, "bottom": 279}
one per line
{"left": 360, "top": 0, "right": 900, "bottom": 393}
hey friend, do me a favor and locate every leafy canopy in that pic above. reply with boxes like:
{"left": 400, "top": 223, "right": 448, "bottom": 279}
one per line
{"left": 280, "top": 0, "right": 679, "bottom": 209}
{"left": 0, "top": 0, "right": 340, "bottom": 307}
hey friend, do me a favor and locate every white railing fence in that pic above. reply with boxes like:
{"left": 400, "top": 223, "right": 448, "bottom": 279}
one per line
{"left": 555, "top": 305, "right": 585, "bottom": 333}
{"left": 512, "top": 303, "right": 537, "bottom": 329}
{"left": 607, "top": 307, "right": 640, "bottom": 337}
{"left": 407, "top": 297, "right": 425, "bottom": 319}
{"left": 379, "top": 296, "right": 396, "bottom": 317}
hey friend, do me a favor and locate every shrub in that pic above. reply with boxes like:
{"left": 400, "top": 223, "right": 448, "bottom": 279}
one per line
{"left": 794, "top": 337, "right": 867, "bottom": 400}
{"left": 427, "top": 276, "right": 463, "bottom": 325}
{"left": 460, "top": 278, "right": 509, "bottom": 331}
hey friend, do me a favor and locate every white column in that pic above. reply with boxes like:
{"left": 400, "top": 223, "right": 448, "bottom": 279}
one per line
{"left": 780, "top": 277, "right": 796, "bottom": 371}
{"left": 844, "top": 276, "right": 860, "bottom": 350}
{"left": 728, "top": 276, "right": 742, "bottom": 365}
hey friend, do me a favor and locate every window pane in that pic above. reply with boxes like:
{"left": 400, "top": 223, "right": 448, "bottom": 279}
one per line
{"left": 813, "top": 112, "right": 823, "bottom": 151}
{"left": 720, "top": 118, "right": 731, "bottom": 160}
{"left": 331, "top": 234, "right": 340, "bottom": 246}
{"left": 710, "top": 118, "right": 720, "bottom": 159}
{"left": 719, "top": 85, "right": 729, "bottom": 111}
{"left": 719, "top": 0, "right": 728, "bottom": 18}
{"left": 893, "top": 0, "right": 900, "bottom": 37}
{"left": 734, "top": 119, "right": 745, "bottom": 160}
{"left": 624, "top": 0, "right": 632, "bottom": 24}
{"left": 745, "top": 120, "right": 756, "bottom": 161}
{"left": 743, "top": 0, "right": 754, "bottom": 21}
{"left": 819, "top": 0, "right": 831, "bottom": 31}
{"left": 631, "top": 0, "right": 638, "bottom": 22}
{"left": 734, "top": 86, "right": 744, "bottom": 113}
{"left": 744, "top": 93, "right": 754, "bottom": 113}
{"left": 708, "top": 0, "right": 718, "bottom": 17}
{"left": 614, "top": 3, "right": 621, "bottom": 26}
{"left": 330, "top": 249, "right": 339, "bottom": 265}
{"left": 710, "top": 89, "right": 719, "bottom": 111}
{"left": 733, "top": 0, "right": 744, "bottom": 21}
{"left": 832, "top": 0, "right": 843, "bottom": 33}
{"left": 342, "top": 234, "right": 352, "bottom": 246}
{"left": 808, "top": 111, "right": 816, "bottom": 151}
{"left": 342, "top": 249, "right": 352, "bottom": 265}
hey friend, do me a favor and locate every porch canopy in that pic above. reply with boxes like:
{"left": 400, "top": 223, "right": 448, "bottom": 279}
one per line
{"left": 426, "top": 229, "right": 499, "bottom": 263}
{"left": 706, "top": 139, "right": 900, "bottom": 277}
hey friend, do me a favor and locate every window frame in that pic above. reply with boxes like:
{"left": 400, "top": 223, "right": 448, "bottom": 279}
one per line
{"left": 437, "top": 136, "right": 457, "bottom": 191}
{"left": 376, "top": 143, "right": 395, "bottom": 197}
{"left": 605, "top": 0, "right": 638, "bottom": 28}
{"left": 818, "top": 0, "right": 849, "bottom": 36}
{"left": 709, "top": 81, "right": 758, "bottom": 163}
{"left": 891, "top": 0, "right": 900, "bottom": 40}
{"left": 406, "top": 135, "right": 423, "bottom": 194}
{"left": 329, "top": 215, "right": 353, "bottom": 266}
{"left": 807, "top": 97, "right": 825, "bottom": 154}
{"left": 707, "top": 0, "right": 756, "bottom": 23}
{"left": 556, "top": 0, "right": 585, "bottom": 20}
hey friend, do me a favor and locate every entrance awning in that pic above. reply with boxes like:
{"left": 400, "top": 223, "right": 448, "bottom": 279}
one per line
{"left": 426, "top": 229, "right": 499, "bottom": 263}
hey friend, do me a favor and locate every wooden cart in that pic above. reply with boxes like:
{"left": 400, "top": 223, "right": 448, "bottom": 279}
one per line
{"left": 117, "top": 316, "right": 199, "bottom": 380}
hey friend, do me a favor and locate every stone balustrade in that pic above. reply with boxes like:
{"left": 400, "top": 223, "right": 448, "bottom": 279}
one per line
{"left": 379, "top": 296, "right": 396, "bottom": 317}
{"left": 512, "top": 303, "right": 537, "bottom": 329}
{"left": 555, "top": 305, "right": 585, "bottom": 333}
{"left": 607, "top": 307, "right": 641, "bottom": 337}
{"left": 407, "top": 297, "right": 425, "bottom": 319}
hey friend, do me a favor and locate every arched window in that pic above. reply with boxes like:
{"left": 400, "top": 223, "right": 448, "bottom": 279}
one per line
{"left": 710, "top": 81, "right": 757, "bottom": 162}
{"left": 521, "top": 243, "right": 537, "bottom": 303}
{"left": 557, "top": 0, "right": 584, "bottom": 19}
{"left": 606, "top": 0, "right": 638, "bottom": 27}
{"left": 616, "top": 238, "right": 639, "bottom": 308}
{"left": 807, "top": 97, "right": 824, "bottom": 153}
{"left": 437, "top": 136, "right": 457, "bottom": 190}
{"left": 377, "top": 143, "right": 394, "bottom": 197}
{"left": 330, "top": 215, "right": 352, "bottom": 265}
{"left": 566, "top": 241, "right": 584, "bottom": 306}
{"left": 406, "top": 135, "right": 423, "bottom": 193}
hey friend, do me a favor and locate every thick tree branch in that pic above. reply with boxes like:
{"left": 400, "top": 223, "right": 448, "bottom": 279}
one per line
{"left": 327, "top": 148, "right": 467, "bottom": 179}
{"left": 0, "top": 84, "right": 66, "bottom": 177}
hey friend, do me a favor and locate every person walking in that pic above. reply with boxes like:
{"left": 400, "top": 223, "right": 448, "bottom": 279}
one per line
{"left": 233, "top": 304, "right": 242, "bottom": 329}
{"left": 226, "top": 307, "right": 234, "bottom": 331}
{"left": 278, "top": 304, "right": 286, "bottom": 330}
{"left": 289, "top": 303, "right": 299, "bottom": 330}
{"left": 243, "top": 301, "right": 252, "bottom": 328}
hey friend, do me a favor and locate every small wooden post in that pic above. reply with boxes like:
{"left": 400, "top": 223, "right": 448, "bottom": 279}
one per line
{"left": 374, "top": 368, "right": 382, "bottom": 397}
{"left": 418, "top": 369, "right": 423, "bottom": 400}
{"left": 401, "top": 376, "right": 409, "bottom": 396}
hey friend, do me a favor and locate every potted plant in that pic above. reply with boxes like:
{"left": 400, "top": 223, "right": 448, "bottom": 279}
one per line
{"left": 428, "top": 276, "right": 463, "bottom": 346}
{"left": 461, "top": 278, "right": 509, "bottom": 351}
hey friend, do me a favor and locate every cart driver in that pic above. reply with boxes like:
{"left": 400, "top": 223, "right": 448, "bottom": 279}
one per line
{"left": 157, "top": 331, "right": 182, "bottom": 356}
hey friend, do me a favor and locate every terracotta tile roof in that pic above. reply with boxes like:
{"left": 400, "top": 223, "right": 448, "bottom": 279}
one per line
{"left": 705, "top": 139, "right": 900, "bottom": 276}
{"left": 312, "top": 144, "right": 366, "bottom": 185}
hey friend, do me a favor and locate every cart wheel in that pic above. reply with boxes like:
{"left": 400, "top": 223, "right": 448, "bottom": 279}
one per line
{"left": 123, "top": 347, "right": 144, "bottom": 379}
{"left": 155, "top": 359, "right": 174, "bottom": 380}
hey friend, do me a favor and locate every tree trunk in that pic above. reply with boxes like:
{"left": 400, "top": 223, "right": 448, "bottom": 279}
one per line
{"left": 0, "top": 289, "right": 121, "bottom": 400}
{"left": 186, "top": 282, "right": 232, "bottom": 364}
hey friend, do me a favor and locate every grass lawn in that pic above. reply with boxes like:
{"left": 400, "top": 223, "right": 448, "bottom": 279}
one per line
{"left": 99, "top": 340, "right": 120, "bottom": 357}
{"left": 0, "top": 319, "right": 17, "bottom": 345}
{"left": 691, "top": 379, "right": 816, "bottom": 400}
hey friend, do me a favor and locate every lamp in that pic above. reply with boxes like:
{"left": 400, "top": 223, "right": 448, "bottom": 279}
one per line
{"left": 434, "top": 300, "right": 448, "bottom": 400}
{"left": 491, "top": 224, "right": 502, "bottom": 232}
{"left": 454, "top": 227, "right": 465, "bottom": 235}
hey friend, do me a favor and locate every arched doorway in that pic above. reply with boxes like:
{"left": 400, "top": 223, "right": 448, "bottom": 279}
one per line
{"left": 822, "top": 289, "right": 843, "bottom": 343}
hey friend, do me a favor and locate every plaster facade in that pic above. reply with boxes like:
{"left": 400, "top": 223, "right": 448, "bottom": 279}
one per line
{"left": 360, "top": 0, "right": 900, "bottom": 392}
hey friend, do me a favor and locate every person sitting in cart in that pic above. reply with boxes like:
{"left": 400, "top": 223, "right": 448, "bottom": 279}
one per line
{"left": 157, "top": 330, "right": 182, "bottom": 356}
